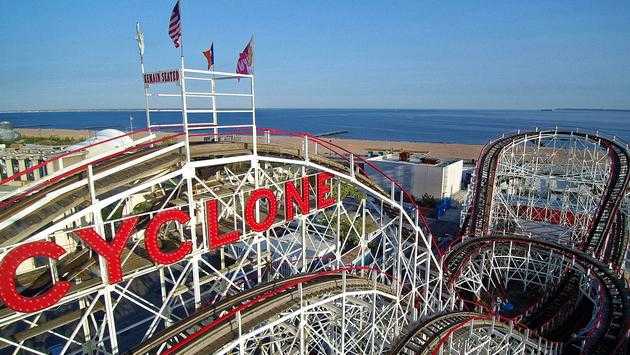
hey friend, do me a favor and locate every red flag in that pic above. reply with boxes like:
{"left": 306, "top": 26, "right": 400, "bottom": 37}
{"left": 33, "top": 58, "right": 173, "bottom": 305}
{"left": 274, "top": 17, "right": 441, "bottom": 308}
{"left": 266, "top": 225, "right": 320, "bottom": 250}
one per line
{"left": 203, "top": 43, "right": 214, "bottom": 70}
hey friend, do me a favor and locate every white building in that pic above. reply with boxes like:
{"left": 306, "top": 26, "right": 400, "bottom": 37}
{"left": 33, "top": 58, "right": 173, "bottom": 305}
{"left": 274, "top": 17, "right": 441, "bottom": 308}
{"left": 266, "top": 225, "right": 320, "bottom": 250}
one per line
{"left": 367, "top": 153, "right": 463, "bottom": 199}
{"left": 0, "top": 144, "right": 66, "bottom": 185}
{"left": 1, "top": 129, "right": 133, "bottom": 188}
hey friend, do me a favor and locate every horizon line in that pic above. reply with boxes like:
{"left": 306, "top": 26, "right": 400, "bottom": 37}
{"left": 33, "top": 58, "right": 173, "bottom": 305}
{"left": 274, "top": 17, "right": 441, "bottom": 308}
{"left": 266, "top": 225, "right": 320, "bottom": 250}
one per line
{"left": 2, "top": 107, "right": 630, "bottom": 114}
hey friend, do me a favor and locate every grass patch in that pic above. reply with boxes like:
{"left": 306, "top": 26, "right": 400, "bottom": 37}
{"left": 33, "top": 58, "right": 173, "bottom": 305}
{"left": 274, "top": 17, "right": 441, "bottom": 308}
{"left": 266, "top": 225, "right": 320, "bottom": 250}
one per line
{"left": 17, "top": 135, "right": 83, "bottom": 146}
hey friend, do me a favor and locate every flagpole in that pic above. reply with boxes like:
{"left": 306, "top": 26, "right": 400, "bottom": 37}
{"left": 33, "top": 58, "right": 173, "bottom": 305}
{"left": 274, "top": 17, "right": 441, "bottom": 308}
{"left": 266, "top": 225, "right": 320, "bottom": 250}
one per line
{"left": 176, "top": 0, "right": 191, "bottom": 162}
{"left": 178, "top": 0, "right": 185, "bottom": 63}
{"left": 136, "top": 22, "right": 151, "bottom": 134}
{"left": 209, "top": 44, "right": 218, "bottom": 140}
{"left": 250, "top": 34, "right": 257, "bottom": 156}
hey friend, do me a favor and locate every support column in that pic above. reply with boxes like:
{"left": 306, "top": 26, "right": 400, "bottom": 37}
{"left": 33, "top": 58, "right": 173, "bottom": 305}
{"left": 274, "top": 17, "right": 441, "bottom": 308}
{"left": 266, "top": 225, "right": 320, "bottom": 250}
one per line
{"left": 253, "top": 155, "right": 262, "bottom": 284}
{"left": 360, "top": 198, "right": 367, "bottom": 276}
{"left": 299, "top": 283, "right": 305, "bottom": 354}
{"left": 184, "top": 165, "right": 201, "bottom": 309}
{"left": 237, "top": 310, "right": 245, "bottom": 355}
{"left": 211, "top": 77, "right": 218, "bottom": 140}
{"left": 88, "top": 165, "right": 119, "bottom": 354}
{"left": 336, "top": 180, "right": 342, "bottom": 268}
{"left": 340, "top": 271, "right": 346, "bottom": 354}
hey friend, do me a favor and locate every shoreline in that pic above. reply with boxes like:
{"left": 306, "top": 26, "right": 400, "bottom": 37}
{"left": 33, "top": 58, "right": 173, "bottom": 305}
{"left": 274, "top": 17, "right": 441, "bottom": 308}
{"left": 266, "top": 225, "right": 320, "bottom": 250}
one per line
{"left": 16, "top": 128, "right": 483, "bottom": 161}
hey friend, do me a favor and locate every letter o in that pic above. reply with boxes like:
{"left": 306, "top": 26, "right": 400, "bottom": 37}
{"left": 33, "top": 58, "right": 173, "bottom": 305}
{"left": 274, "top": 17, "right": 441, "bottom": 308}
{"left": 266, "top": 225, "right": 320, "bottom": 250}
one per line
{"left": 245, "top": 188, "right": 278, "bottom": 232}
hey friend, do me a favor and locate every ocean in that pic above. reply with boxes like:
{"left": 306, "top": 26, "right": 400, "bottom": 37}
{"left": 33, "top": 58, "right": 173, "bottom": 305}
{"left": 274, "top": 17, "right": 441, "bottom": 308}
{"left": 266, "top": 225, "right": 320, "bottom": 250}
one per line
{"left": 2, "top": 109, "right": 629, "bottom": 145}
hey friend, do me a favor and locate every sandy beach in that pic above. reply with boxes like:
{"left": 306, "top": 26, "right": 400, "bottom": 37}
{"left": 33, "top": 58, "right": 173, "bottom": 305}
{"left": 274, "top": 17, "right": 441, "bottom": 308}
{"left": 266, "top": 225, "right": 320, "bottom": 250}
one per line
{"left": 16, "top": 128, "right": 484, "bottom": 161}
{"left": 316, "top": 137, "right": 482, "bottom": 160}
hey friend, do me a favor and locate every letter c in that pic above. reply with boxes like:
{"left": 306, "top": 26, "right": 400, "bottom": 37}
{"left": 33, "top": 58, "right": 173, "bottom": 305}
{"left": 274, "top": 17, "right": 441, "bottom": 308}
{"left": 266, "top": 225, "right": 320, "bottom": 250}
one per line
{"left": 0, "top": 241, "right": 71, "bottom": 313}
{"left": 145, "top": 210, "right": 192, "bottom": 265}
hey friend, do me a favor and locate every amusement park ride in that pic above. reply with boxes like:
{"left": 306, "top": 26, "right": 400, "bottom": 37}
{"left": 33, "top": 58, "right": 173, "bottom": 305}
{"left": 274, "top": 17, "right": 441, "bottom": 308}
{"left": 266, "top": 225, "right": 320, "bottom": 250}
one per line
{"left": 0, "top": 25, "right": 628, "bottom": 355}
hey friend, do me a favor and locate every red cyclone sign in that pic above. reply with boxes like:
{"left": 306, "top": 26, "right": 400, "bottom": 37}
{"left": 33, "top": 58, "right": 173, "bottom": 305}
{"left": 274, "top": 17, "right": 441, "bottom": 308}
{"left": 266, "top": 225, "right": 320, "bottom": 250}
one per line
{"left": 0, "top": 172, "right": 336, "bottom": 313}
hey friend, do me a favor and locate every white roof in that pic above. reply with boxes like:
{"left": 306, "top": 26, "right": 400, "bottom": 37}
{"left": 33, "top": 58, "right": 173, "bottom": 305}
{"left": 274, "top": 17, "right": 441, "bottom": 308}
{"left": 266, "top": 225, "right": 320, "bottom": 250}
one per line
{"left": 67, "top": 129, "right": 133, "bottom": 158}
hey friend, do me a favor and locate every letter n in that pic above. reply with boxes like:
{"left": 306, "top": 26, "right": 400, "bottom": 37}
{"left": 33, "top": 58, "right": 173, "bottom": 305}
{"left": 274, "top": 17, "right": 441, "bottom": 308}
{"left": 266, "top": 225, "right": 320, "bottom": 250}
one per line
{"left": 285, "top": 176, "right": 310, "bottom": 221}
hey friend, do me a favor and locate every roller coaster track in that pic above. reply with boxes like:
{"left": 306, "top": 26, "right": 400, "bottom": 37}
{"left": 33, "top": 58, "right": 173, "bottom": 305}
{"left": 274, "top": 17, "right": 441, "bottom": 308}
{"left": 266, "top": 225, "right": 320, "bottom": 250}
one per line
{"left": 0, "top": 139, "right": 385, "bottom": 248}
{"left": 464, "top": 131, "right": 629, "bottom": 351}
{"left": 0, "top": 138, "right": 392, "bottom": 305}
{"left": 388, "top": 130, "right": 630, "bottom": 354}
{"left": 443, "top": 235, "right": 630, "bottom": 354}
{"left": 0, "top": 123, "right": 445, "bottom": 355}
{"left": 461, "top": 130, "right": 630, "bottom": 263}
{"left": 3, "top": 127, "right": 627, "bottom": 354}
{"left": 386, "top": 311, "right": 553, "bottom": 355}
{"left": 138, "top": 129, "right": 628, "bottom": 354}
{"left": 132, "top": 269, "right": 392, "bottom": 354}
{"left": 387, "top": 312, "right": 482, "bottom": 355}
{"left": 603, "top": 212, "right": 628, "bottom": 266}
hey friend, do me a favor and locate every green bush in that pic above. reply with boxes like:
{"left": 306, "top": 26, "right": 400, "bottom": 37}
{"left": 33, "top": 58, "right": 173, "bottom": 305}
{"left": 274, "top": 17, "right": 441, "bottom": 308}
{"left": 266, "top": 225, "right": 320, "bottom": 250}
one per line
{"left": 19, "top": 135, "right": 83, "bottom": 146}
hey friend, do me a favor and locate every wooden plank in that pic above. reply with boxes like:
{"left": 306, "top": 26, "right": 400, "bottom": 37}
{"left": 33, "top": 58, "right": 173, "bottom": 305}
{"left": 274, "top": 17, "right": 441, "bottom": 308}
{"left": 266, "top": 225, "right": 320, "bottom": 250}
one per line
{"left": 13, "top": 302, "right": 105, "bottom": 343}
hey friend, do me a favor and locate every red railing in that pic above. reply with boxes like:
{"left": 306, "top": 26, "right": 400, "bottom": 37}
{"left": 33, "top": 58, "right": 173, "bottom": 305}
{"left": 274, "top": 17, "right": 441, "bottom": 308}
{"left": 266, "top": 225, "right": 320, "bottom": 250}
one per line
{"left": 0, "top": 130, "right": 183, "bottom": 209}
{"left": 1, "top": 127, "right": 437, "bottom": 257}
{"left": 0, "top": 129, "right": 150, "bottom": 186}
{"left": 252, "top": 127, "right": 439, "bottom": 257}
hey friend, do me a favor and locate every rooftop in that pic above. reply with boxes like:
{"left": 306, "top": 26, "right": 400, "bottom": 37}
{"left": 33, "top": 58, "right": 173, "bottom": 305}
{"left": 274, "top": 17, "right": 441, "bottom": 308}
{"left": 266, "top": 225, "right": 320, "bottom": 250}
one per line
{"left": 367, "top": 151, "right": 461, "bottom": 167}
{"left": 0, "top": 143, "right": 65, "bottom": 159}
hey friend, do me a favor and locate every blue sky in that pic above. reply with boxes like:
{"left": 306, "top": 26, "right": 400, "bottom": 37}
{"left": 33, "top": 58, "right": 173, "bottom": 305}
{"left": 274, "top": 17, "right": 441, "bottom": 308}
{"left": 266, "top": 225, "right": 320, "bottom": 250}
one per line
{"left": 1, "top": 0, "right": 629, "bottom": 110}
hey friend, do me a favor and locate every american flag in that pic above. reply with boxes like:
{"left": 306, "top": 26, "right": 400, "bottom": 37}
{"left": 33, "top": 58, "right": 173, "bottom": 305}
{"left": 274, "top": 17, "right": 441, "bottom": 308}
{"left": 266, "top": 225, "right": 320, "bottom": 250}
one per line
{"left": 236, "top": 36, "right": 254, "bottom": 75}
{"left": 168, "top": 1, "right": 182, "bottom": 48}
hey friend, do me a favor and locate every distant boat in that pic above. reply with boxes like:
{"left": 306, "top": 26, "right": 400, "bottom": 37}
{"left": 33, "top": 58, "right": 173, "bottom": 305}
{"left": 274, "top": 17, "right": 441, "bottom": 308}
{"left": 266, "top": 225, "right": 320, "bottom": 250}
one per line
{"left": 540, "top": 109, "right": 553, "bottom": 112}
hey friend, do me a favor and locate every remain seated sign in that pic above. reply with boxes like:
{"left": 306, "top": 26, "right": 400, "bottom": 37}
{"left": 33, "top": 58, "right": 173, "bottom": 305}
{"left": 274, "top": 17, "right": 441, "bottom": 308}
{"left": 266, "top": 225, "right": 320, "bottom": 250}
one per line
{"left": 143, "top": 69, "right": 180, "bottom": 85}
